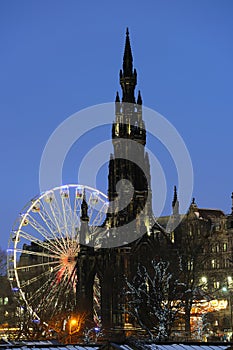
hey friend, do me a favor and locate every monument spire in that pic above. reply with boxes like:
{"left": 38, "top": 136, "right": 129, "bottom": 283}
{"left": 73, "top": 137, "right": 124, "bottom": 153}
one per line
{"left": 123, "top": 27, "right": 133, "bottom": 77}
{"left": 172, "top": 185, "right": 179, "bottom": 215}
{"left": 120, "top": 28, "right": 137, "bottom": 103}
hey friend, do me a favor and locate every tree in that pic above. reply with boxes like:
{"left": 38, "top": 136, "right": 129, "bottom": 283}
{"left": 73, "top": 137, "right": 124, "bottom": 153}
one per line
{"left": 174, "top": 203, "right": 217, "bottom": 337}
{"left": 125, "top": 259, "right": 184, "bottom": 341}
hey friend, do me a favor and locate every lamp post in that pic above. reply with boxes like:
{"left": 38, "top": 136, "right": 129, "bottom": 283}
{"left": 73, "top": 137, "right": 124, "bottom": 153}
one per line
{"left": 69, "top": 318, "right": 77, "bottom": 343}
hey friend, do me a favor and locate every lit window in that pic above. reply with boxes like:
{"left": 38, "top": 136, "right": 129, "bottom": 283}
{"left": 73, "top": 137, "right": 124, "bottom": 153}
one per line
{"left": 212, "top": 259, "right": 216, "bottom": 269}
{"left": 171, "top": 232, "right": 175, "bottom": 243}
{"left": 223, "top": 243, "right": 227, "bottom": 252}
{"left": 212, "top": 245, "right": 220, "bottom": 253}
{"left": 188, "top": 260, "right": 193, "bottom": 271}
{"left": 145, "top": 278, "right": 149, "bottom": 292}
{"left": 214, "top": 281, "right": 220, "bottom": 289}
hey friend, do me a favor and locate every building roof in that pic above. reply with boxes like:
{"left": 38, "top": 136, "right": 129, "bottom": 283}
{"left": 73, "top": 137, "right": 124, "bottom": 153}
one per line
{"left": 1, "top": 342, "right": 231, "bottom": 350}
{"left": 197, "top": 209, "right": 225, "bottom": 219}
{"left": 144, "top": 344, "right": 230, "bottom": 350}
{"left": 106, "top": 343, "right": 232, "bottom": 350}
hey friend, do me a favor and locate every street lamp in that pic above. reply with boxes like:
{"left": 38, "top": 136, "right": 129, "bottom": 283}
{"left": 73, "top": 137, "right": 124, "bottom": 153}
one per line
{"left": 70, "top": 318, "right": 77, "bottom": 331}
{"left": 69, "top": 318, "right": 77, "bottom": 343}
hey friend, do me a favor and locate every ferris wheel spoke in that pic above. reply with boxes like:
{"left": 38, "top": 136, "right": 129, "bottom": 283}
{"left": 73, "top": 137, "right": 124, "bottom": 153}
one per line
{"left": 39, "top": 200, "right": 58, "bottom": 232}
{"left": 15, "top": 248, "right": 58, "bottom": 260}
{"left": 68, "top": 200, "right": 79, "bottom": 244}
{"left": 25, "top": 212, "right": 61, "bottom": 248}
{"left": 56, "top": 269, "right": 73, "bottom": 289}
{"left": 32, "top": 289, "right": 60, "bottom": 316}
{"left": 29, "top": 264, "right": 59, "bottom": 294}
{"left": 43, "top": 197, "right": 65, "bottom": 239}
{"left": 38, "top": 200, "right": 62, "bottom": 233}
{"left": 36, "top": 204, "right": 67, "bottom": 253}
{"left": 92, "top": 202, "right": 108, "bottom": 227}
{"left": 51, "top": 193, "right": 67, "bottom": 228}
{"left": 67, "top": 194, "right": 78, "bottom": 241}
{"left": 66, "top": 193, "right": 74, "bottom": 226}
{"left": 27, "top": 265, "right": 61, "bottom": 301}
{"left": 61, "top": 197, "right": 72, "bottom": 248}
{"left": 20, "top": 267, "right": 57, "bottom": 289}
{"left": 87, "top": 193, "right": 96, "bottom": 223}
{"left": 48, "top": 195, "right": 69, "bottom": 250}
{"left": 16, "top": 260, "right": 59, "bottom": 271}
{"left": 26, "top": 212, "right": 68, "bottom": 255}
{"left": 54, "top": 283, "right": 75, "bottom": 306}
{"left": 74, "top": 196, "right": 82, "bottom": 236}
{"left": 60, "top": 187, "right": 74, "bottom": 224}
{"left": 35, "top": 277, "right": 74, "bottom": 315}
{"left": 17, "top": 229, "right": 64, "bottom": 256}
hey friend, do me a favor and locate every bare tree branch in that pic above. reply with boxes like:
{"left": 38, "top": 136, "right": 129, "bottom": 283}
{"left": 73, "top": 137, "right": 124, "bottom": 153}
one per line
{"left": 125, "top": 259, "right": 185, "bottom": 341}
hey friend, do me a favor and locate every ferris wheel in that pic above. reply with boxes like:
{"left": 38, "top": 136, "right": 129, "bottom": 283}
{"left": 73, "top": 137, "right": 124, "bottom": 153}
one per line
{"left": 7, "top": 184, "right": 108, "bottom": 323}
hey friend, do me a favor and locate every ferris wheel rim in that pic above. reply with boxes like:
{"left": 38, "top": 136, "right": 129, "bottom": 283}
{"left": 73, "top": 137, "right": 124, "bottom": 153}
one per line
{"left": 19, "top": 183, "right": 107, "bottom": 219}
{"left": 9, "top": 183, "right": 108, "bottom": 240}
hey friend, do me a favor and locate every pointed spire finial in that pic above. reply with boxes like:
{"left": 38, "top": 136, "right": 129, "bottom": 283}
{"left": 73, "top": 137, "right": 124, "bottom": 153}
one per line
{"left": 189, "top": 197, "right": 198, "bottom": 212}
{"left": 172, "top": 185, "right": 179, "bottom": 215}
{"left": 120, "top": 28, "right": 137, "bottom": 103}
{"left": 137, "top": 90, "right": 142, "bottom": 105}
{"left": 123, "top": 27, "right": 133, "bottom": 77}
{"left": 172, "top": 186, "right": 177, "bottom": 208}
{"left": 115, "top": 91, "right": 120, "bottom": 103}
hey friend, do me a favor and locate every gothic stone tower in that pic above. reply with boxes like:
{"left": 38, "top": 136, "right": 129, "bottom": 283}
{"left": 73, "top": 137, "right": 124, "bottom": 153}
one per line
{"left": 76, "top": 29, "right": 159, "bottom": 332}
{"left": 106, "top": 28, "right": 153, "bottom": 242}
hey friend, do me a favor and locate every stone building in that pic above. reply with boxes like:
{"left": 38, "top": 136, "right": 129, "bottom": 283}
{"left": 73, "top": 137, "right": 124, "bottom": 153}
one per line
{"left": 159, "top": 189, "right": 233, "bottom": 338}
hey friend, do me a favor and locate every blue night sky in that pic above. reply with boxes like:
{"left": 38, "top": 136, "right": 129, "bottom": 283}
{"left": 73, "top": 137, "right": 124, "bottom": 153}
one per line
{"left": 0, "top": 0, "right": 233, "bottom": 249}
